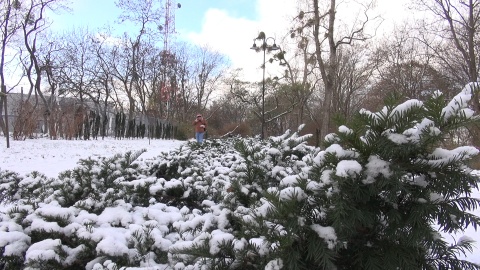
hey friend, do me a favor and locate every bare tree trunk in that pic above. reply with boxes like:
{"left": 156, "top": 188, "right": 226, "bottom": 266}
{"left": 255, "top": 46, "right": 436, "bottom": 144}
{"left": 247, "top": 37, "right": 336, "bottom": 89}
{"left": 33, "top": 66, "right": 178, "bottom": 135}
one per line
{"left": 313, "top": 0, "right": 337, "bottom": 144}
{"left": 1, "top": 85, "right": 9, "bottom": 147}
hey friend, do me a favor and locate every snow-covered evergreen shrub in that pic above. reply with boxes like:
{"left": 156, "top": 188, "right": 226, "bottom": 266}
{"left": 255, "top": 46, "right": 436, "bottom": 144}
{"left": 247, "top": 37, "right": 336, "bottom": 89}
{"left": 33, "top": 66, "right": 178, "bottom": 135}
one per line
{"left": 169, "top": 84, "right": 480, "bottom": 269}
{"left": 204, "top": 83, "right": 480, "bottom": 270}
{"left": 310, "top": 84, "right": 480, "bottom": 269}
{"left": 0, "top": 171, "right": 23, "bottom": 203}
{"left": 1, "top": 83, "right": 480, "bottom": 270}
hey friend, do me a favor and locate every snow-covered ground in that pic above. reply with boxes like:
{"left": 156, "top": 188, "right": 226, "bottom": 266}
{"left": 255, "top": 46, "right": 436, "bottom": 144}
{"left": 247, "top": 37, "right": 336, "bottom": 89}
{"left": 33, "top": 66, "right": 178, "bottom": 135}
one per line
{"left": 1, "top": 137, "right": 479, "bottom": 266}
{"left": 0, "top": 137, "right": 185, "bottom": 178}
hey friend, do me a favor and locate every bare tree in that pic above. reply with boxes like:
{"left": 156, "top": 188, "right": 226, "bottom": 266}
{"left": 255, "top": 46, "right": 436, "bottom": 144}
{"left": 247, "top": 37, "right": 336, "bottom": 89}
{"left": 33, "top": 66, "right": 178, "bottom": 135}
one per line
{"left": 18, "top": 0, "right": 65, "bottom": 137}
{"left": 129, "top": 39, "right": 159, "bottom": 116}
{"left": 366, "top": 24, "right": 455, "bottom": 112}
{"left": 273, "top": 35, "right": 317, "bottom": 132}
{"left": 413, "top": 0, "right": 480, "bottom": 109}
{"left": 0, "top": 0, "right": 24, "bottom": 145}
{"left": 90, "top": 31, "right": 118, "bottom": 138}
{"left": 291, "top": 0, "right": 381, "bottom": 144}
{"left": 332, "top": 43, "right": 375, "bottom": 119}
{"left": 192, "top": 45, "right": 227, "bottom": 112}
{"left": 109, "top": 35, "right": 136, "bottom": 124}
{"left": 173, "top": 43, "right": 195, "bottom": 122}
{"left": 115, "top": 0, "right": 163, "bottom": 127}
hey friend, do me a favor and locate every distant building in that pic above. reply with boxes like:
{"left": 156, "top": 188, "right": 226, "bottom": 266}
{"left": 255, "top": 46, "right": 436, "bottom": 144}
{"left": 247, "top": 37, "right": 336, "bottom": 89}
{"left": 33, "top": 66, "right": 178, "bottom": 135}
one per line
{"left": 5, "top": 93, "right": 116, "bottom": 136}
{"left": 4, "top": 92, "right": 173, "bottom": 139}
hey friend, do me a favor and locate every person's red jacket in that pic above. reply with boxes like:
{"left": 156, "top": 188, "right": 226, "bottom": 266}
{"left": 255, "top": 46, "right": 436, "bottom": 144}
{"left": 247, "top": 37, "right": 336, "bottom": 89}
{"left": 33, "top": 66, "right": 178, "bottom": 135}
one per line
{"left": 193, "top": 115, "right": 207, "bottom": 133}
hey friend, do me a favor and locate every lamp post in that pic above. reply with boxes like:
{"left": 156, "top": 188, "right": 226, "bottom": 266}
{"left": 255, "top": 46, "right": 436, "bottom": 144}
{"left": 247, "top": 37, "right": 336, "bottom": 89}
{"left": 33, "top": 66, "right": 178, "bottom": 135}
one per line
{"left": 250, "top": 32, "right": 279, "bottom": 140}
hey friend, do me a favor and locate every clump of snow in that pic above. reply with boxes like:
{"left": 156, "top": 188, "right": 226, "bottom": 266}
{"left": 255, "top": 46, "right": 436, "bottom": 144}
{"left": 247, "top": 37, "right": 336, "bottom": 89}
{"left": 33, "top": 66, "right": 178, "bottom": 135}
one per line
{"left": 313, "top": 144, "right": 358, "bottom": 166}
{"left": 442, "top": 82, "right": 477, "bottom": 120}
{"left": 338, "top": 125, "right": 353, "bottom": 135}
{"left": 335, "top": 160, "right": 362, "bottom": 178}
{"left": 209, "top": 230, "right": 235, "bottom": 255}
{"left": 422, "top": 146, "right": 479, "bottom": 168}
{"left": 363, "top": 155, "right": 392, "bottom": 184}
{"left": 0, "top": 231, "right": 31, "bottom": 256}
{"left": 279, "top": 187, "right": 307, "bottom": 201}
{"left": 265, "top": 258, "right": 284, "bottom": 270}
{"left": 249, "top": 238, "right": 270, "bottom": 256}
{"left": 25, "top": 239, "right": 62, "bottom": 264}
{"left": 310, "top": 224, "right": 337, "bottom": 249}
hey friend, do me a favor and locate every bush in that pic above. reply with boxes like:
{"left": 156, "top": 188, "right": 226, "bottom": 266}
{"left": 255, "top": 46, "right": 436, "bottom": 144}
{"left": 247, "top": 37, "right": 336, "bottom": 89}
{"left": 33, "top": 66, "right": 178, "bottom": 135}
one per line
{"left": 1, "top": 84, "right": 480, "bottom": 270}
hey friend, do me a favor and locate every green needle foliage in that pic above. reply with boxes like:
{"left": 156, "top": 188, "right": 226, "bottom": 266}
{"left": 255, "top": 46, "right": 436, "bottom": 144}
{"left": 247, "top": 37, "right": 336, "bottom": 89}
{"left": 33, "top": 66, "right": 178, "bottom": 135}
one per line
{"left": 308, "top": 85, "right": 480, "bottom": 269}
{"left": 1, "top": 84, "right": 480, "bottom": 270}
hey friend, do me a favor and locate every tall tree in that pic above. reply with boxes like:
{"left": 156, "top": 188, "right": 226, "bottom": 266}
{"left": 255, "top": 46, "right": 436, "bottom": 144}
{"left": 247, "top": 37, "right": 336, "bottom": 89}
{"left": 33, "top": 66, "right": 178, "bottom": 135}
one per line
{"left": 0, "top": 0, "right": 23, "bottom": 145}
{"left": 19, "top": 0, "right": 65, "bottom": 137}
{"left": 90, "top": 31, "right": 119, "bottom": 138}
{"left": 414, "top": 0, "right": 480, "bottom": 109}
{"left": 412, "top": 0, "right": 480, "bottom": 148}
{"left": 367, "top": 25, "right": 455, "bottom": 112}
{"left": 172, "top": 43, "right": 195, "bottom": 122}
{"left": 291, "top": 0, "right": 381, "bottom": 145}
{"left": 115, "top": 0, "right": 163, "bottom": 125}
{"left": 56, "top": 27, "right": 96, "bottom": 103}
{"left": 274, "top": 34, "right": 316, "bottom": 134}
{"left": 192, "top": 45, "right": 227, "bottom": 112}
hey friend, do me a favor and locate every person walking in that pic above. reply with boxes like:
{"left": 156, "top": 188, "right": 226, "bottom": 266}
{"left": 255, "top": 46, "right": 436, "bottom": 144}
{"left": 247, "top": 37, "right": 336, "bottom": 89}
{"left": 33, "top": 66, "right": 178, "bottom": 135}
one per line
{"left": 193, "top": 114, "right": 207, "bottom": 144}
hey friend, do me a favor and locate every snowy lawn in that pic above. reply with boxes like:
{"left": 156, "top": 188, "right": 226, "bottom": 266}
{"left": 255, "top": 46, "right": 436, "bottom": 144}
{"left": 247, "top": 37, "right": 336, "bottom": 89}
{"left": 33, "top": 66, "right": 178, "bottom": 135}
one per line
{"left": 0, "top": 137, "right": 185, "bottom": 178}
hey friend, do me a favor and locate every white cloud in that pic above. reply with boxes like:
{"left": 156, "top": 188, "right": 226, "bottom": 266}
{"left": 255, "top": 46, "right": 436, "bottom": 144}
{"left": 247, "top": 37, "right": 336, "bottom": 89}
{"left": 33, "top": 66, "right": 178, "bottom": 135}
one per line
{"left": 183, "top": 0, "right": 412, "bottom": 83}
{"left": 185, "top": 0, "right": 298, "bottom": 82}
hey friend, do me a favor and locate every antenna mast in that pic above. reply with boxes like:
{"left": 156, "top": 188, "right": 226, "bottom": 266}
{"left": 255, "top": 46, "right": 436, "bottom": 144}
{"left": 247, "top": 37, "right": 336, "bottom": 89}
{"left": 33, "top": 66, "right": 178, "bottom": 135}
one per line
{"left": 163, "top": 0, "right": 180, "bottom": 51}
{"left": 159, "top": 0, "right": 181, "bottom": 119}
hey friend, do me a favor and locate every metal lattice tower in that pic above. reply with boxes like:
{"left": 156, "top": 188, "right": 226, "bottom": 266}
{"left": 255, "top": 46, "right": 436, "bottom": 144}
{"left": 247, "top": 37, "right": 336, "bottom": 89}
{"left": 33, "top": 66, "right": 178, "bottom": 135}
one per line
{"left": 163, "top": 0, "right": 180, "bottom": 51}
{"left": 159, "top": 0, "right": 181, "bottom": 115}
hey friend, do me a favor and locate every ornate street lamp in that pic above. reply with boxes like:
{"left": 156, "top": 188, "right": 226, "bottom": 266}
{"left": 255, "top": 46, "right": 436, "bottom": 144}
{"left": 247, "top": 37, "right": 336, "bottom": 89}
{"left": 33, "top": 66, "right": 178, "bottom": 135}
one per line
{"left": 250, "top": 32, "right": 279, "bottom": 140}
